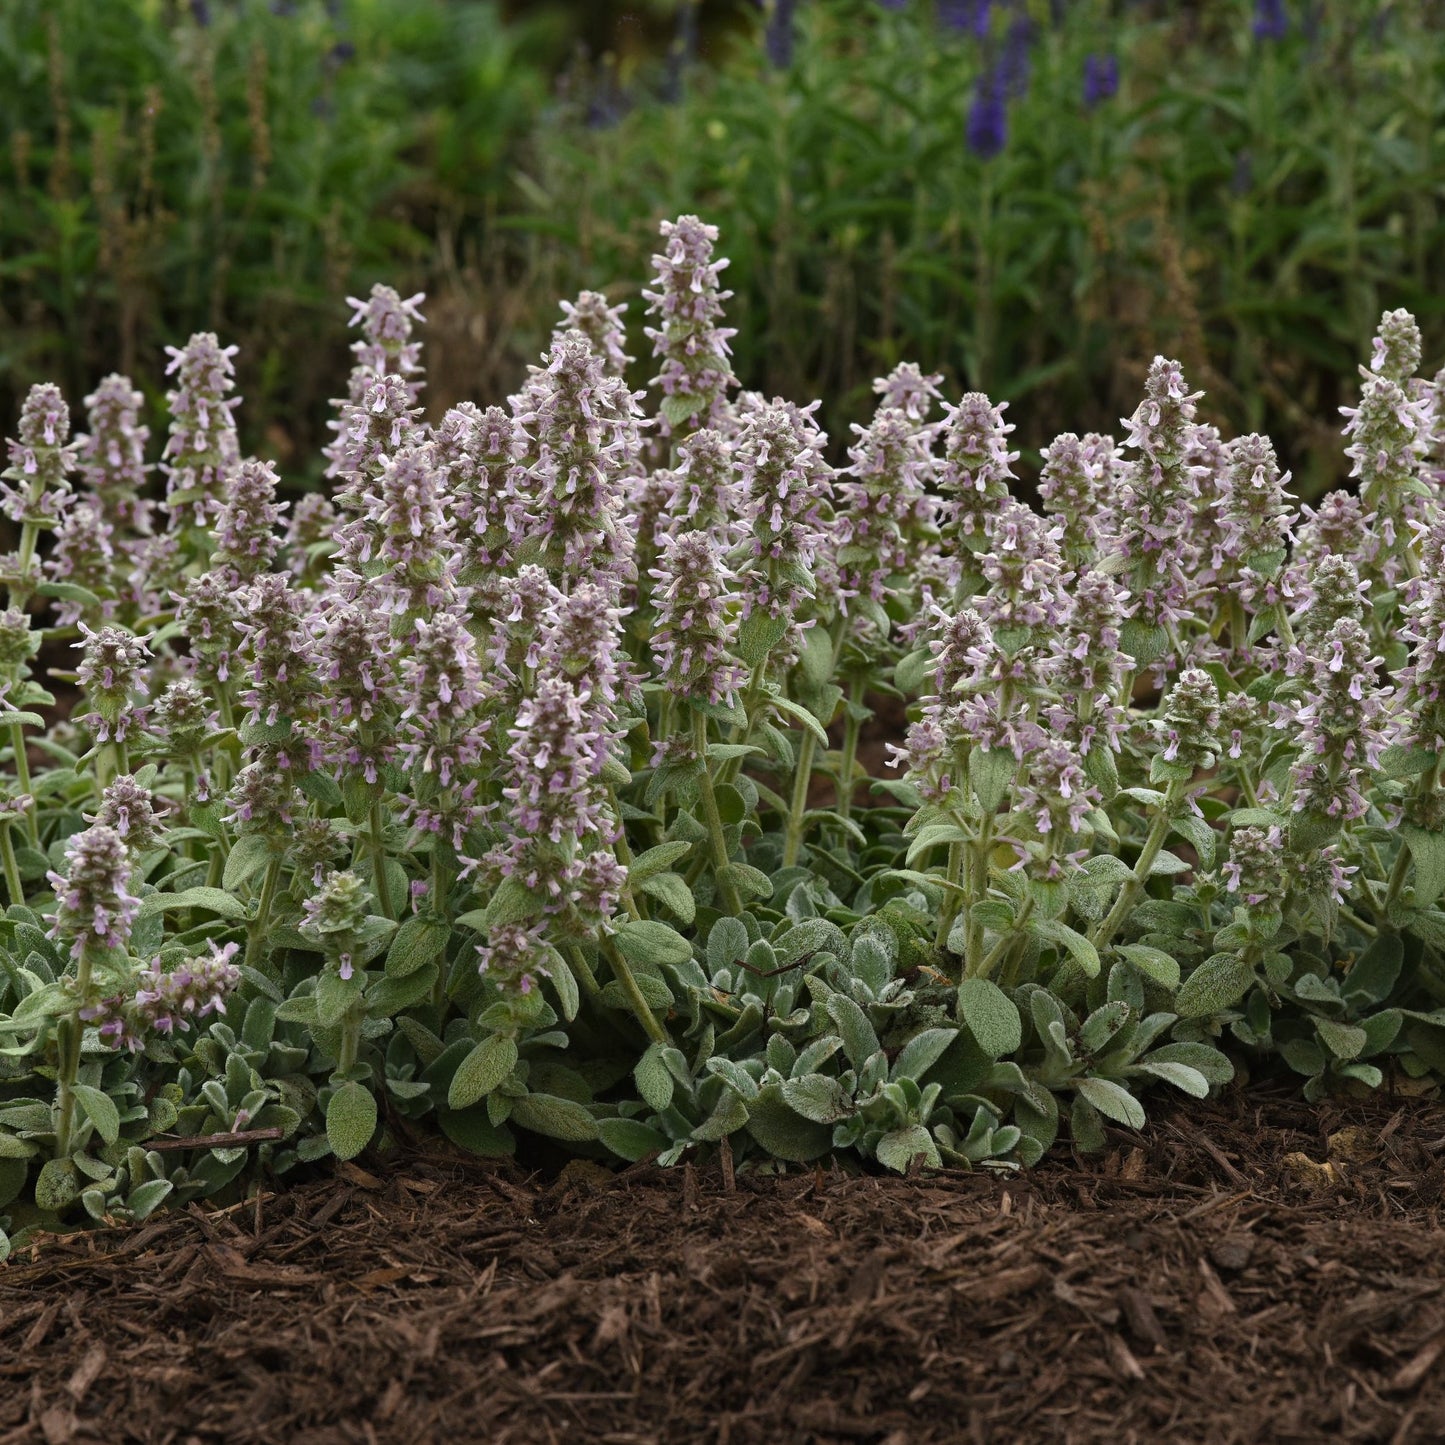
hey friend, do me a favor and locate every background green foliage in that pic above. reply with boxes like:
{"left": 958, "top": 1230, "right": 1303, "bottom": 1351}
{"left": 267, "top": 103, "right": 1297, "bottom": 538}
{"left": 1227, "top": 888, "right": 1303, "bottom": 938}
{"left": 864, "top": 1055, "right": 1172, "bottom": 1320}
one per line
{"left": 2, "top": 0, "right": 1443, "bottom": 490}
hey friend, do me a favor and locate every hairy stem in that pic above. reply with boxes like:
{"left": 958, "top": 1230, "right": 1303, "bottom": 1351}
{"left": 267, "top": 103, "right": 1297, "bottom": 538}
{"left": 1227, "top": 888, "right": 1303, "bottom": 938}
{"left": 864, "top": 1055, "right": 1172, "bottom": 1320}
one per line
{"left": 694, "top": 710, "right": 745, "bottom": 916}
{"left": 1090, "top": 777, "right": 1188, "bottom": 955}
{"left": 598, "top": 935, "right": 669, "bottom": 1046}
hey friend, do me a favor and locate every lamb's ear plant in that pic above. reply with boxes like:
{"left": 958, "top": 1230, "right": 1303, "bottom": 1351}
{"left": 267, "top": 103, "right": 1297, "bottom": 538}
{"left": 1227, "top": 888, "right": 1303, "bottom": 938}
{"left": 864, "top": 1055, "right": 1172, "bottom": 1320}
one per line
{"left": 2, "top": 225, "right": 1445, "bottom": 1254}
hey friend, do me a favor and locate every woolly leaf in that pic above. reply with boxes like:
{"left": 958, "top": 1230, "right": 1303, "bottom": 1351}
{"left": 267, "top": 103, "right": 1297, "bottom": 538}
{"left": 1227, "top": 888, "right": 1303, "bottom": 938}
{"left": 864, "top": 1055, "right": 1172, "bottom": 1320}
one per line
{"left": 957, "top": 978, "right": 1022, "bottom": 1060}
{"left": 448, "top": 1034, "right": 518, "bottom": 1110}
{"left": 875, "top": 1125, "right": 940, "bottom": 1173}
{"left": 72, "top": 1083, "right": 120, "bottom": 1146}
{"left": 509, "top": 1093, "right": 599, "bottom": 1142}
{"left": 325, "top": 1082, "right": 376, "bottom": 1162}
{"left": 1074, "top": 1076, "right": 1145, "bottom": 1129}
{"left": 1176, "top": 952, "right": 1256, "bottom": 1018}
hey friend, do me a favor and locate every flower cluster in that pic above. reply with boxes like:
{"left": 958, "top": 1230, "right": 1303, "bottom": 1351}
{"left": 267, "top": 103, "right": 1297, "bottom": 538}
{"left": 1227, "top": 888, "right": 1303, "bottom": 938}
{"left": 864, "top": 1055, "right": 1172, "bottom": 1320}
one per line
{"left": 643, "top": 214, "right": 738, "bottom": 436}
{"left": 161, "top": 334, "right": 241, "bottom": 531}
{"left": 651, "top": 531, "right": 747, "bottom": 709}
{"left": 93, "top": 774, "right": 168, "bottom": 855}
{"left": 81, "top": 942, "right": 242, "bottom": 1051}
{"left": 78, "top": 373, "right": 152, "bottom": 534}
{"left": 936, "top": 392, "right": 1017, "bottom": 560}
{"left": 77, "top": 625, "right": 152, "bottom": 743}
{"left": 214, "top": 459, "right": 287, "bottom": 583}
{"left": 522, "top": 330, "right": 644, "bottom": 590}
{"left": 48, "top": 824, "right": 140, "bottom": 958}
{"left": 1285, "top": 618, "right": 1389, "bottom": 822}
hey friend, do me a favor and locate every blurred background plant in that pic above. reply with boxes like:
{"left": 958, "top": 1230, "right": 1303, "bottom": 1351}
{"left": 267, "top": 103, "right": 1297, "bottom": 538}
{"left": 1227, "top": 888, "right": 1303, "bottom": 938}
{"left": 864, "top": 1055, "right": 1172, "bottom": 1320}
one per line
{"left": 2, "top": 0, "right": 1442, "bottom": 493}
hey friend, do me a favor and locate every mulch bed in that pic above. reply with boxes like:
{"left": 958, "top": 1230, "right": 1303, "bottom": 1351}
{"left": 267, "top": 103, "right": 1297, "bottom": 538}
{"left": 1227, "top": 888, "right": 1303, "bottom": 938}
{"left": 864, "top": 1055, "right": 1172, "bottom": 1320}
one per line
{"left": 3, "top": 1088, "right": 1444, "bottom": 1445}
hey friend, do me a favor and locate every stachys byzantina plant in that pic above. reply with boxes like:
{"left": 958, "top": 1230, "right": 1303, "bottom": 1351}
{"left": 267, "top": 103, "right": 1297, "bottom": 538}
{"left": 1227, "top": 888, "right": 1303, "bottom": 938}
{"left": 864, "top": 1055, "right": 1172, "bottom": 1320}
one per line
{"left": 2, "top": 227, "right": 1445, "bottom": 1255}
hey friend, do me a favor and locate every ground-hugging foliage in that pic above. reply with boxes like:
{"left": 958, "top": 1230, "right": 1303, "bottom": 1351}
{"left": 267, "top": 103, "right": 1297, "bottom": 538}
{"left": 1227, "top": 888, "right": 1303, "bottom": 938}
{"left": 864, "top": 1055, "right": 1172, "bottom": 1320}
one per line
{"left": 1, "top": 214, "right": 1444, "bottom": 1256}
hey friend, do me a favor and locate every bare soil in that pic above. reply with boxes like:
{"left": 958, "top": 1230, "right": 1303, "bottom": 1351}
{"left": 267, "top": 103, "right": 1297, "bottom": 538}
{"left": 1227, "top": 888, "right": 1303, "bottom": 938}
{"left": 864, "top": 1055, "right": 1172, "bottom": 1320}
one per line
{"left": 3, "top": 1087, "right": 1444, "bottom": 1445}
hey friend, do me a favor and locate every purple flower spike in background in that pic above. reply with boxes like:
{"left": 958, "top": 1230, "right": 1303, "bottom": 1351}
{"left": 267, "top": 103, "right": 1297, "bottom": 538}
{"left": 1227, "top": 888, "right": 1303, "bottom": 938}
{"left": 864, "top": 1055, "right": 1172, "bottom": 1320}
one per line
{"left": 1001, "top": 14, "right": 1035, "bottom": 99}
{"left": 763, "top": 0, "right": 798, "bottom": 69}
{"left": 937, "top": 0, "right": 990, "bottom": 38}
{"left": 1254, "top": 0, "right": 1289, "bottom": 42}
{"left": 1083, "top": 53, "right": 1120, "bottom": 109}
{"left": 967, "top": 68, "right": 1007, "bottom": 159}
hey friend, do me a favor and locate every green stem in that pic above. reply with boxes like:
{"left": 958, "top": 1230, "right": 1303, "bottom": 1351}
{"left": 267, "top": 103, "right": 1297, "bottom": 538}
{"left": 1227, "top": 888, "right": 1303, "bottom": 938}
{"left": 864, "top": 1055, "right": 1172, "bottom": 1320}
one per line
{"left": 0, "top": 822, "right": 21, "bottom": 907}
{"left": 599, "top": 935, "right": 669, "bottom": 1046}
{"left": 694, "top": 710, "right": 745, "bottom": 917}
{"left": 336, "top": 999, "right": 364, "bottom": 1079}
{"left": 8, "top": 722, "right": 38, "bottom": 846}
{"left": 244, "top": 854, "right": 283, "bottom": 972}
{"left": 781, "top": 730, "right": 817, "bottom": 870}
{"left": 934, "top": 837, "right": 967, "bottom": 953}
{"left": 565, "top": 943, "right": 603, "bottom": 1004}
{"left": 1090, "top": 777, "right": 1188, "bottom": 955}
{"left": 605, "top": 783, "right": 645, "bottom": 921}
{"left": 963, "top": 811, "right": 996, "bottom": 974}
{"left": 369, "top": 799, "right": 395, "bottom": 919}
{"left": 53, "top": 943, "right": 97, "bottom": 1159}
{"left": 977, "top": 897, "right": 1033, "bottom": 983}
{"left": 836, "top": 674, "right": 865, "bottom": 823}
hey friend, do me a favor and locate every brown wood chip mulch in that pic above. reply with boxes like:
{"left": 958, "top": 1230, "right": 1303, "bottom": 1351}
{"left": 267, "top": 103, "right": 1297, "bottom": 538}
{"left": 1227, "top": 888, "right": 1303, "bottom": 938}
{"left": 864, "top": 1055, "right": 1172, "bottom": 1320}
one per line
{"left": 3, "top": 1087, "right": 1444, "bottom": 1445}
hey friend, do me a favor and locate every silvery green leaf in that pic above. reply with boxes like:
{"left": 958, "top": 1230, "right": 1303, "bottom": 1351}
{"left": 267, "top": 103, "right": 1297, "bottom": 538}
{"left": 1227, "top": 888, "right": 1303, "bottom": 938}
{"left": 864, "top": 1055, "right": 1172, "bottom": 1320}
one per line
{"left": 315, "top": 971, "right": 359, "bottom": 1030}
{"left": 827, "top": 994, "right": 879, "bottom": 1069}
{"left": 630, "top": 841, "right": 693, "bottom": 881}
{"left": 325, "top": 1082, "right": 376, "bottom": 1162}
{"left": 438, "top": 1105, "right": 515, "bottom": 1157}
{"left": 905, "top": 822, "right": 972, "bottom": 866}
{"left": 781, "top": 1073, "right": 855, "bottom": 1124}
{"left": 737, "top": 610, "right": 790, "bottom": 668}
{"left": 1280, "top": 1037, "right": 1326, "bottom": 1076}
{"left": 767, "top": 694, "right": 832, "bottom": 747}
{"left": 639, "top": 871, "right": 696, "bottom": 924}
{"left": 1343, "top": 934, "right": 1402, "bottom": 1005}
{"left": 1145, "top": 1042, "right": 1234, "bottom": 1086}
{"left": 1079, "top": 1002, "right": 1130, "bottom": 1054}
{"left": 718, "top": 862, "right": 774, "bottom": 901}
{"left": 956, "top": 978, "right": 1021, "bottom": 1060}
{"left": 1133, "top": 1060, "right": 1210, "bottom": 1097}
{"left": 222, "top": 833, "right": 272, "bottom": 893}
{"left": 599, "top": 1117, "right": 669, "bottom": 1161}
{"left": 1074, "top": 1076, "right": 1145, "bottom": 1129}
{"left": 1168, "top": 814, "right": 1217, "bottom": 871}
{"left": 1315, "top": 1016, "right": 1367, "bottom": 1060}
{"left": 776, "top": 918, "right": 847, "bottom": 965}
{"left": 1033, "top": 918, "right": 1100, "bottom": 977}
{"left": 635, "top": 1046, "right": 673, "bottom": 1109}
{"left": 127, "top": 1179, "right": 174, "bottom": 1220}
{"left": 509, "top": 1093, "right": 599, "bottom": 1142}
{"left": 792, "top": 1036, "right": 844, "bottom": 1076}
{"left": 1359, "top": 1009, "right": 1402, "bottom": 1056}
{"left": 891, "top": 1027, "right": 959, "bottom": 1083}
{"left": 1176, "top": 952, "right": 1255, "bottom": 1018}
{"left": 137, "top": 887, "right": 246, "bottom": 920}
{"left": 691, "top": 1088, "right": 749, "bottom": 1142}
{"left": 1113, "top": 944, "right": 1180, "bottom": 990}
{"left": 275, "top": 993, "right": 319, "bottom": 1026}
{"left": 875, "top": 1124, "right": 939, "bottom": 1173}
{"left": 1400, "top": 826, "right": 1445, "bottom": 909}
{"left": 385, "top": 915, "right": 449, "bottom": 980}
{"left": 970, "top": 748, "right": 1015, "bottom": 813}
{"left": 448, "top": 1034, "right": 518, "bottom": 1110}
{"left": 705, "top": 1057, "right": 760, "bottom": 1101}
{"left": 72, "top": 1084, "right": 120, "bottom": 1146}
{"left": 745, "top": 1085, "right": 831, "bottom": 1161}
{"left": 616, "top": 920, "right": 693, "bottom": 966}
{"left": 707, "top": 916, "right": 750, "bottom": 973}
{"left": 1380, "top": 744, "right": 1437, "bottom": 780}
